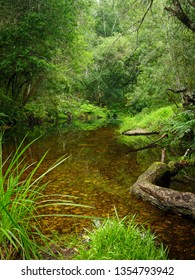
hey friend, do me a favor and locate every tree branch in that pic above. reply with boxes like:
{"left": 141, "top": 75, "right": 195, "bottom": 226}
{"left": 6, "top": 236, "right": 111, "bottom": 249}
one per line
{"left": 165, "top": 0, "right": 195, "bottom": 32}
{"left": 125, "top": 133, "right": 168, "bottom": 153}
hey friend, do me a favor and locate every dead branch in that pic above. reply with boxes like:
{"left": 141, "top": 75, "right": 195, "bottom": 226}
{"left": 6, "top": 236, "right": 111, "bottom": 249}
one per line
{"left": 161, "top": 148, "right": 166, "bottom": 163}
{"left": 165, "top": 91, "right": 180, "bottom": 108}
{"left": 138, "top": 133, "right": 168, "bottom": 147}
{"left": 183, "top": 148, "right": 191, "bottom": 158}
{"left": 137, "top": 0, "right": 154, "bottom": 32}
{"left": 122, "top": 128, "right": 159, "bottom": 136}
{"left": 126, "top": 134, "right": 168, "bottom": 153}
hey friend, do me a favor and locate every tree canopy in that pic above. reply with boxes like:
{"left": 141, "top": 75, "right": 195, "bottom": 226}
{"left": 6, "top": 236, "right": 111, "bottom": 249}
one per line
{"left": 0, "top": 0, "right": 194, "bottom": 149}
{"left": 0, "top": 0, "right": 91, "bottom": 107}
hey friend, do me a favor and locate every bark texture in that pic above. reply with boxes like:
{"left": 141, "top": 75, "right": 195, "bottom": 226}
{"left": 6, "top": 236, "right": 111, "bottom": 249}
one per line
{"left": 131, "top": 162, "right": 195, "bottom": 219}
{"left": 122, "top": 129, "right": 159, "bottom": 136}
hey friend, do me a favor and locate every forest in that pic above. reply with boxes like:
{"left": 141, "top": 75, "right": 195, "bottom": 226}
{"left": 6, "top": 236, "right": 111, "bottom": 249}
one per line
{"left": 0, "top": 0, "right": 195, "bottom": 260}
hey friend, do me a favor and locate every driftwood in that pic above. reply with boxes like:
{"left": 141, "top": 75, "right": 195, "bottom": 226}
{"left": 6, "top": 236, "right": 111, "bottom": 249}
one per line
{"left": 122, "top": 128, "right": 159, "bottom": 136}
{"left": 124, "top": 132, "right": 168, "bottom": 152}
{"left": 131, "top": 162, "right": 195, "bottom": 219}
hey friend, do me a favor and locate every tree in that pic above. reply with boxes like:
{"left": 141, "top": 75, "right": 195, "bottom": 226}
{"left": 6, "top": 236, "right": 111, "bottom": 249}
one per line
{"left": 165, "top": 0, "right": 195, "bottom": 32}
{"left": 128, "top": 1, "right": 195, "bottom": 33}
{"left": 0, "top": 0, "right": 90, "bottom": 108}
{"left": 94, "top": 0, "right": 122, "bottom": 37}
{"left": 83, "top": 35, "right": 140, "bottom": 110}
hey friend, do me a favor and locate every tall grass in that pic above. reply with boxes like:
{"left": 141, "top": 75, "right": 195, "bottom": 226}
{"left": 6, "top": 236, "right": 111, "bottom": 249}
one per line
{"left": 120, "top": 106, "right": 175, "bottom": 133}
{"left": 119, "top": 106, "right": 175, "bottom": 147}
{"left": 0, "top": 133, "right": 91, "bottom": 259}
{"left": 75, "top": 215, "right": 168, "bottom": 260}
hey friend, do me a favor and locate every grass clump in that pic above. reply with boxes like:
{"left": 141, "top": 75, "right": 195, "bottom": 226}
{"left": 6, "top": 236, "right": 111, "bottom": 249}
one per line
{"left": 0, "top": 133, "right": 67, "bottom": 259}
{"left": 119, "top": 106, "right": 175, "bottom": 147}
{"left": 75, "top": 215, "right": 168, "bottom": 260}
{"left": 0, "top": 133, "right": 91, "bottom": 259}
{"left": 120, "top": 106, "right": 175, "bottom": 133}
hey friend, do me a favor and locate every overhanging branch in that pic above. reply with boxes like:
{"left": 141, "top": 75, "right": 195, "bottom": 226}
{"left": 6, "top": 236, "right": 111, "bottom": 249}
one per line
{"left": 165, "top": 0, "right": 195, "bottom": 32}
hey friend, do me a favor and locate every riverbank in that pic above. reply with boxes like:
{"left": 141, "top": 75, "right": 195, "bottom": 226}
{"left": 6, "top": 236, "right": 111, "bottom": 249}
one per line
{"left": 0, "top": 130, "right": 168, "bottom": 260}
{"left": 2, "top": 125, "right": 195, "bottom": 259}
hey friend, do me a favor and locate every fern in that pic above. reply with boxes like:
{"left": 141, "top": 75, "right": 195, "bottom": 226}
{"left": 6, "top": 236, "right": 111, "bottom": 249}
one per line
{"left": 163, "top": 109, "right": 195, "bottom": 149}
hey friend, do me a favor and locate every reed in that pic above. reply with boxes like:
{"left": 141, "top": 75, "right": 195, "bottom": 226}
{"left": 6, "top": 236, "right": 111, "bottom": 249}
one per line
{"left": 0, "top": 133, "right": 91, "bottom": 259}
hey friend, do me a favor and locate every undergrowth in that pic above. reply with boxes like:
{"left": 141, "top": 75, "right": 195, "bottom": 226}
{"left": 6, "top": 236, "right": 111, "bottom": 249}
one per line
{"left": 118, "top": 106, "right": 175, "bottom": 148}
{"left": 75, "top": 214, "right": 168, "bottom": 260}
{"left": 162, "top": 109, "right": 195, "bottom": 150}
{"left": 0, "top": 133, "right": 91, "bottom": 259}
{"left": 120, "top": 106, "right": 174, "bottom": 133}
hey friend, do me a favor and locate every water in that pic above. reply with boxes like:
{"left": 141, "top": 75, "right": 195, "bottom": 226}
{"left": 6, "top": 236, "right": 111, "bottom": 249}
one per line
{"left": 3, "top": 124, "right": 195, "bottom": 259}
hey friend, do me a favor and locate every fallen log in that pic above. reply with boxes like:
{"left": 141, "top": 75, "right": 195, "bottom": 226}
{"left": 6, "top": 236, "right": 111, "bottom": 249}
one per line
{"left": 122, "top": 128, "right": 159, "bottom": 136}
{"left": 130, "top": 162, "right": 195, "bottom": 219}
{"left": 126, "top": 133, "right": 168, "bottom": 152}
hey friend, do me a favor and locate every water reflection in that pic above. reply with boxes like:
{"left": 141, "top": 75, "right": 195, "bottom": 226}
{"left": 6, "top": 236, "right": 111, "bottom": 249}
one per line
{"left": 3, "top": 124, "right": 195, "bottom": 259}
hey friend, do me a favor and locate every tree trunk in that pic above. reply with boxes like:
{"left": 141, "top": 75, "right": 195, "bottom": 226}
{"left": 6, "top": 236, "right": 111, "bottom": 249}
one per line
{"left": 22, "top": 75, "right": 44, "bottom": 106}
{"left": 165, "top": 0, "right": 195, "bottom": 33}
{"left": 130, "top": 162, "right": 195, "bottom": 219}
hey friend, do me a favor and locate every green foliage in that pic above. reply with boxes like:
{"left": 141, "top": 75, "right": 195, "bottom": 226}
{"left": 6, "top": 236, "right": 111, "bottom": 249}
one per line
{"left": 0, "top": 113, "right": 11, "bottom": 126}
{"left": 94, "top": 0, "right": 122, "bottom": 37}
{"left": 122, "top": 2, "right": 174, "bottom": 113}
{"left": 165, "top": 20, "right": 195, "bottom": 91}
{"left": 162, "top": 109, "right": 195, "bottom": 150}
{"left": 119, "top": 106, "right": 175, "bottom": 148}
{"left": 119, "top": 105, "right": 195, "bottom": 151}
{"left": 120, "top": 106, "right": 175, "bottom": 132}
{"left": 25, "top": 94, "right": 110, "bottom": 130}
{"left": 25, "top": 102, "right": 49, "bottom": 123}
{"left": 0, "top": 0, "right": 194, "bottom": 152}
{"left": 0, "top": 134, "right": 92, "bottom": 259}
{"left": 75, "top": 102, "right": 109, "bottom": 119}
{"left": 75, "top": 215, "right": 168, "bottom": 260}
{"left": 83, "top": 35, "right": 140, "bottom": 110}
{"left": 0, "top": 0, "right": 92, "bottom": 107}
{"left": 73, "top": 104, "right": 109, "bottom": 130}
{"left": 82, "top": 0, "right": 185, "bottom": 113}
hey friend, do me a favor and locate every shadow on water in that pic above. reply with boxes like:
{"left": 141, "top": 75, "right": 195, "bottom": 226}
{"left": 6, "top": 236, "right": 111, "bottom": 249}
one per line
{"left": 3, "top": 123, "right": 195, "bottom": 260}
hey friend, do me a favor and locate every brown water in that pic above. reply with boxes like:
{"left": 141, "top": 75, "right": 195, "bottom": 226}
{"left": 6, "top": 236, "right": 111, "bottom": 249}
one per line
{"left": 3, "top": 125, "right": 195, "bottom": 259}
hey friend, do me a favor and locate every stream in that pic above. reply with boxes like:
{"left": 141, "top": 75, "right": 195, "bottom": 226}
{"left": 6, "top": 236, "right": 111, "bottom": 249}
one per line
{"left": 3, "top": 123, "right": 195, "bottom": 260}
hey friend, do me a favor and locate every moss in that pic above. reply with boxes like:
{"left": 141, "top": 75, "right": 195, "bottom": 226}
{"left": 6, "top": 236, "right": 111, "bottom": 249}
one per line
{"left": 138, "top": 162, "right": 171, "bottom": 188}
{"left": 118, "top": 106, "right": 175, "bottom": 147}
